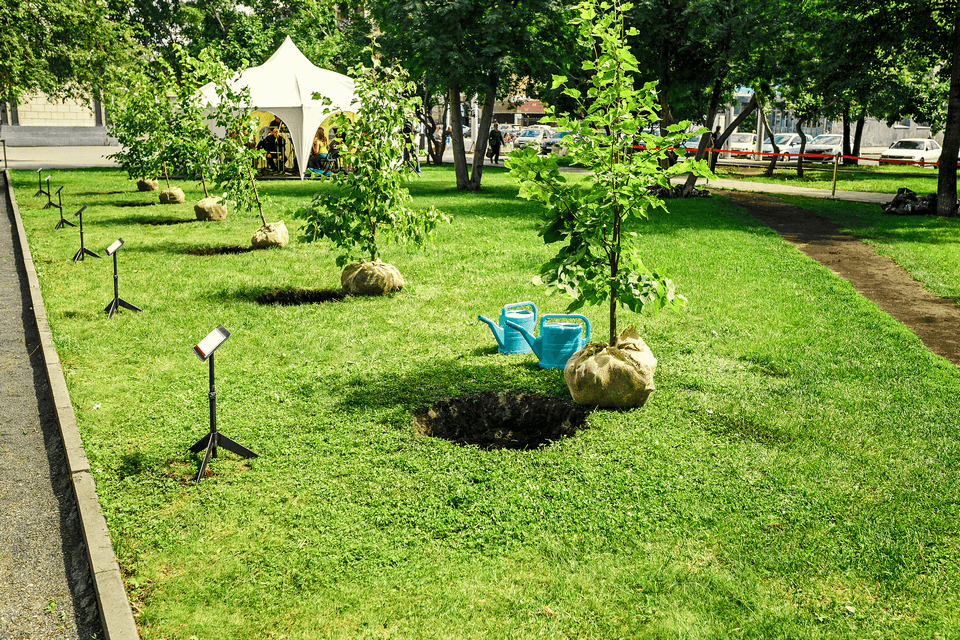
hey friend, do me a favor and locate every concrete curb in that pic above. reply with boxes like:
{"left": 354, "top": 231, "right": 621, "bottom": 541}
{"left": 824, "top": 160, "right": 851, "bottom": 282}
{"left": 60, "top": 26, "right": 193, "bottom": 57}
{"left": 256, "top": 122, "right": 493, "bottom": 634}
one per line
{"left": 4, "top": 169, "right": 139, "bottom": 639}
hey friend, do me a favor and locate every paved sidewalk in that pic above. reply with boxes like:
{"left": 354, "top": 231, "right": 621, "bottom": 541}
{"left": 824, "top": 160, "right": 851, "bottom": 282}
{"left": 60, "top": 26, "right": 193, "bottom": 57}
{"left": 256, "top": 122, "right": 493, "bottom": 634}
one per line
{"left": 0, "top": 172, "right": 103, "bottom": 638}
{"left": 2, "top": 146, "right": 119, "bottom": 171}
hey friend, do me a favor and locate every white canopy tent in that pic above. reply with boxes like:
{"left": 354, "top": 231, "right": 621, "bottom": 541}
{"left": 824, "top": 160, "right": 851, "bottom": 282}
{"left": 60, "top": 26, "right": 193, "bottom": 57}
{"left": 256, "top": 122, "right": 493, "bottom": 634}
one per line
{"left": 199, "top": 36, "right": 358, "bottom": 179}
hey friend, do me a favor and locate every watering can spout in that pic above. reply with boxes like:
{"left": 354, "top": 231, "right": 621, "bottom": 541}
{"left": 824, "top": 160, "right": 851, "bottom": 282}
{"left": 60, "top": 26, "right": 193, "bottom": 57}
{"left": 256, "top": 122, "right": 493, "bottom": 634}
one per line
{"left": 505, "top": 320, "right": 542, "bottom": 360}
{"left": 477, "top": 315, "right": 506, "bottom": 351}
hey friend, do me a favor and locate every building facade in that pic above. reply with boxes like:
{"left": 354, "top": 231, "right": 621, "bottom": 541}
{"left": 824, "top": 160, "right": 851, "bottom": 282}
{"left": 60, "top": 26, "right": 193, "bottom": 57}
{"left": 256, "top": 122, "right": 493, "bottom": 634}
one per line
{"left": 0, "top": 93, "right": 114, "bottom": 146}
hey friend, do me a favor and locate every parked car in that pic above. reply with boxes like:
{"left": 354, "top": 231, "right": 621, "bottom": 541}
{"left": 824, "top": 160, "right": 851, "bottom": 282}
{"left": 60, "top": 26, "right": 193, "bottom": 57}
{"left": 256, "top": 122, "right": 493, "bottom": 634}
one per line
{"left": 514, "top": 127, "right": 553, "bottom": 148}
{"left": 879, "top": 138, "right": 942, "bottom": 166}
{"left": 498, "top": 124, "right": 519, "bottom": 143}
{"left": 678, "top": 132, "right": 704, "bottom": 154}
{"left": 540, "top": 130, "right": 572, "bottom": 154}
{"left": 727, "top": 132, "right": 757, "bottom": 158}
{"left": 761, "top": 133, "right": 802, "bottom": 156}
{"left": 802, "top": 134, "right": 845, "bottom": 162}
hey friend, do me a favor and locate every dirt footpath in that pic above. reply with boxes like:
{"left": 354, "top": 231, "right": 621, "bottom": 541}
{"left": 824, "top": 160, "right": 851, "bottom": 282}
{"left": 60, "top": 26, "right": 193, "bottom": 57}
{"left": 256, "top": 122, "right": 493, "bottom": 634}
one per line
{"left": 725, "top": 190, "right": 960, "bottom": 366}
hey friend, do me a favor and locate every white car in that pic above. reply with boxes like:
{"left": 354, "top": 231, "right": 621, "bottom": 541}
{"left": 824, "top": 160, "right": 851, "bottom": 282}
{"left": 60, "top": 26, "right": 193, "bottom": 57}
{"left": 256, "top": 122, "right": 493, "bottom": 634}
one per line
{"left": 727, "top": 133, "right": 757, "bottom": 158}
{"left": 802, "top": 134, "right": 845, "bottom": 162}
{"left": 761, "top": 133, "right": 802, "bottom": 156}
{"left": 880, "top": 138, "right": 942, "bottom": 166}
{"left": 514, "top": 127, "right": 553, "bottom": 148}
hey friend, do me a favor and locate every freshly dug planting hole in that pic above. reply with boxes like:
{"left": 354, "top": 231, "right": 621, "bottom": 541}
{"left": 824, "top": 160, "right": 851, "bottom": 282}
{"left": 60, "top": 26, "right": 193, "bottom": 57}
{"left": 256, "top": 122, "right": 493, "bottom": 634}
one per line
{"left": 255, "top": 289, "right": 345, "bottom": 306}
{"left": 137, "top": 218, "right": 194, "bottom": 225}
{"left": 414, "top": 392, "right": 589, "bottom": 450}
{"left": 119, "top": 202, "right": 156, "bottom": 207}
{"left": 185, "top": 246, "right": 255, "bottom": 256}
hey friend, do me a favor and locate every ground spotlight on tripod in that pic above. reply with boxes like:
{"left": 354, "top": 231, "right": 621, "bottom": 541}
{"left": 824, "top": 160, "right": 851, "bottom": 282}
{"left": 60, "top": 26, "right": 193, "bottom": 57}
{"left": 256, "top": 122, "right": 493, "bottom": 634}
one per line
{"left": 35, "top": 168, "right": 47, "bottom": 196}
{"left": 102, "top": 238, "right": 141, "bottom": 318}
{"left": 72, "top": 206, "right": 99, "bottom": 262}
{"left": 189, "top": 325, "right": 258, "bottom": 483}
{"left": 42, "top": 177, "right": 55, "bottom": 210}
{"left": 52, "top": 187, "right": 75, "bottom": 230}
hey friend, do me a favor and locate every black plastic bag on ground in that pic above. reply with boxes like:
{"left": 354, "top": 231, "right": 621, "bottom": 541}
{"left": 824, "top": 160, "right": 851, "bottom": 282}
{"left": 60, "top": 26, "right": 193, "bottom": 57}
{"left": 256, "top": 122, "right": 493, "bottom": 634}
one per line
{"left": 882, "top": 188, "right": 937, "bottom": 215}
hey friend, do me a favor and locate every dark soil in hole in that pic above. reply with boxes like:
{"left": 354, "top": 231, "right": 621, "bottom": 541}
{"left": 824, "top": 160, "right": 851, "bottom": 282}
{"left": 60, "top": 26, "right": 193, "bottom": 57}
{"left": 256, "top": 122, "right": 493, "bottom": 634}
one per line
{"left": 185, "top": 246, "right": 255, "bottom": 256}
{"left": 118, "top": 202, "right": 156, "bottom": 207}
{"left": 137, "top": 219, "right": 195, "bottom": 225}
{"left": 255, "top": 289, "right": 345, "bottom": 305}
{"left": 414, "top": 392, "right": 589, "bottom": 450}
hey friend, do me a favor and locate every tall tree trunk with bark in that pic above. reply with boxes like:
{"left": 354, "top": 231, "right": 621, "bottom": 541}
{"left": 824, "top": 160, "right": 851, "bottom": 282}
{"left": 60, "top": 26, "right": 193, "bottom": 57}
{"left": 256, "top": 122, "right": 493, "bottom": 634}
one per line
{"left": 449, "top": 85, "right": 469, "bottom": 190}
{"left": 709, "top": 93, "right": 757, "bottom": 172}
{"left": 841, "top": 103, "right": 853, "bottom": 165}
{"left": 468, "top": 73, "right": 498, "bottom": 191}
{"left": 794, "top": 120, "right": 807, "bottom": 178}
{"left": 851, "top": 115, "right": 866, "bottom": 165}
{"left": 760, "top": 107, "right": 781, "bottom": 177}
{"left": 938, "top": 16, "right": 960, "bottom": 217}
{"left": 682, "top": 77, "right": 724, "bottom": 191}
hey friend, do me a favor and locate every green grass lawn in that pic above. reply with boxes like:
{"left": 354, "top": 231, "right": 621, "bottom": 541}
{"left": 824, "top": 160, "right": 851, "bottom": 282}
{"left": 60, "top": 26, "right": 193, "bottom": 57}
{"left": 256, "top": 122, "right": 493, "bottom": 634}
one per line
{"left": 10, "top": 166, "right": 960, "bottom": 639}
{"left": 715, "top": 163, "right": 938, "bottom": 195}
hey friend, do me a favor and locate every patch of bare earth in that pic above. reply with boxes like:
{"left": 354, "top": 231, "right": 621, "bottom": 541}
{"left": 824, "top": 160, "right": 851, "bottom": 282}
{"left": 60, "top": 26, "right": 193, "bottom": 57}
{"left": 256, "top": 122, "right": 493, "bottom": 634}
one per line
{"left": 725, "top": 190, "right": 960, "bottom": 365}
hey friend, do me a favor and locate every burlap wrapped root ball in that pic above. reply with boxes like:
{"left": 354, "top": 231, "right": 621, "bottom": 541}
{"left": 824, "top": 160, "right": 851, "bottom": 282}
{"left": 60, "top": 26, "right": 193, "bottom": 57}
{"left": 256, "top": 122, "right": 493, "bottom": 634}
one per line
{"left": 158, "top": 186, "right": 185, "bottom": 204}
{"left": 137, "top": 178, "right": 159, "bottom": 191}
{"left": 564, "top": 324, "right": 658, "bottom": 408}
{"left": 194, "top": 196, "right": 227, "bottom": 221}
{"left": 251, "top": 221, "right": 289, "bottom": 248}
{"left": 341, "top": 259, "right": 404, "bottom": 296}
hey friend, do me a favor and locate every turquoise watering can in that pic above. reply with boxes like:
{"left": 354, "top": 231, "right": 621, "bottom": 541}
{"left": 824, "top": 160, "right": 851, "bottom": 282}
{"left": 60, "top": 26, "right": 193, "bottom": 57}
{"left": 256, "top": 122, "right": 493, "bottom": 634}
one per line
{"left": 505, "top": 314, "right": 591, "bottom": 369}
{"left": 478, "top": 301, "right": 538, "bottom": 355}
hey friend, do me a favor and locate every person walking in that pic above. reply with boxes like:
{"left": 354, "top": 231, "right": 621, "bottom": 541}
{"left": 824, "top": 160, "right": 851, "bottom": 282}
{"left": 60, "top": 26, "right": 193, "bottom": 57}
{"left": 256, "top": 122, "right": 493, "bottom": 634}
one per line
{"left": 488, "top": 123, "right": 504, "bottom": 164}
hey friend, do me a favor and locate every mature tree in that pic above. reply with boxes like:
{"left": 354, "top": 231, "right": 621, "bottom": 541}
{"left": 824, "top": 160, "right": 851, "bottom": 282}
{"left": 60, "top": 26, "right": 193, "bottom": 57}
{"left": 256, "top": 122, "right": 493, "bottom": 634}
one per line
{"left": 108, "top": 0, "right": 370, "bottom": 76}
{"left": 371, "top": 0, "right": 575, "bottom": 191}
{"left": 827, "top": 0, "right": 958, "bottom": 215}
{"left": 1, "top": 0, "right": 139, "bottom": 101}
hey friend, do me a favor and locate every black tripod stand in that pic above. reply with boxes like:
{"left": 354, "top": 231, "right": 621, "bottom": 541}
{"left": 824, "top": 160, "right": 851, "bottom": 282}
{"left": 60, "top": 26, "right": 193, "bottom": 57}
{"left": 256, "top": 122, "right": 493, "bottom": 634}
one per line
{"left": 35, "top": 168, "right": 47, "bottom": 197}
{"left": 51, "top": 188, "right": 75, "bottom": 230}
{"left": 189, "top": 349, "right": 258, "bottom": 483}
{"left": 72, "top": 206, "right": 99, "bottom": 262}
{"left": 103, "top": 239, "right": 141, "bottom": 318}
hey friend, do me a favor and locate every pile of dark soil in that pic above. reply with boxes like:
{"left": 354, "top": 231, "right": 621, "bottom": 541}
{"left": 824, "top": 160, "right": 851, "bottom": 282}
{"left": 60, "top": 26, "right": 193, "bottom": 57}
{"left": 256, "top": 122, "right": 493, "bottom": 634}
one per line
{"left": 414, "top": 392, "right": 589, "bottom": 450}
{"left": 254, "top": 289, "right": 345, "bottom": 305}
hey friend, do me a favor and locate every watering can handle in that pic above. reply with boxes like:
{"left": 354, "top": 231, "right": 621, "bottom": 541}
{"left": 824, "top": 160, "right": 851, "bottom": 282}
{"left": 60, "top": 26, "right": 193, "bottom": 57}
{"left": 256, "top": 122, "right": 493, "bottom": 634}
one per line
{"left": 503, "top": 301, "right": 538, "bottom": 316}
{"left": 540, "top": 314, "right": 590, "bottom": 342}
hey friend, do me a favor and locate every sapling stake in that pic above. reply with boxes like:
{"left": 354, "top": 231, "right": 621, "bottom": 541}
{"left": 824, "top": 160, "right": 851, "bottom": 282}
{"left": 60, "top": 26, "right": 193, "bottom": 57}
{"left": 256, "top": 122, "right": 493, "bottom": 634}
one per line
{"left": 248, "top": 168, "right": 266, "bottom": 226}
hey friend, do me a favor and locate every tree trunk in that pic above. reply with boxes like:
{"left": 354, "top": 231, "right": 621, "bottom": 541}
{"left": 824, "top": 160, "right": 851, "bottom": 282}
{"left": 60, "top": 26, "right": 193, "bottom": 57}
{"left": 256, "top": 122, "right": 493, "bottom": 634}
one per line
{"left": 415, "top": 91, "right": 447, "bottom": 166}
{"left": 710, "top": 93, "right": 758, "bottom": 172}
{"left": 658, "top": 88, "right": 675, "bottom": 170}
{"left": 468, "top": 74, "right": 498, "bottom": 191}
{"left": 841, "top": 103, "right": 853, "bottom": 165}
{"left": 761, "top": 107, "right": 781, "bottom": 177}
{"left": 938, "top": 15, "right": 960, "bottom": 217}
{"left": 682, "top": 77, "right": 724, "bottom": 192}
{"left": 852, "top": 114, "right": 866, "bottom": 166}
{"left": 449, "top": 85, "right": 469, "bottom": 190}
{"left": 794, "top": 120, "right": 807, "bottom": 179}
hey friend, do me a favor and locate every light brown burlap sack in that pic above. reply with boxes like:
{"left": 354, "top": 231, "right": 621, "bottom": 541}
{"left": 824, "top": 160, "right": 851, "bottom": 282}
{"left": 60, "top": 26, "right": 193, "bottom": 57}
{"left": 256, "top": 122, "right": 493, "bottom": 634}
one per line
{"left": 564, "top": 324, "right": 657, "bottom": 408}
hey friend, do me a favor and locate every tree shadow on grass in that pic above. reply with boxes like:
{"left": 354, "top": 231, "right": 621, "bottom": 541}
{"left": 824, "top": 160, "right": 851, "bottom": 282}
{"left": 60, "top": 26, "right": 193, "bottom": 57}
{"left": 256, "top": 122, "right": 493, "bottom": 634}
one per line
{"left": 331, "top": 356, "right": 564, "bottom": 415}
